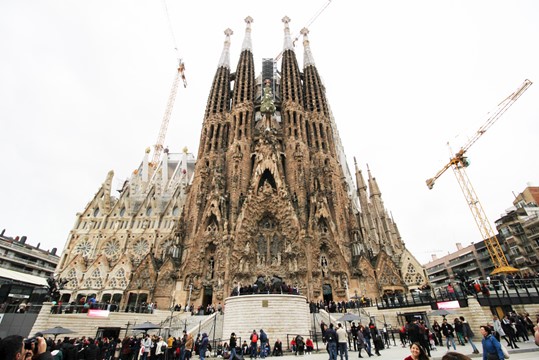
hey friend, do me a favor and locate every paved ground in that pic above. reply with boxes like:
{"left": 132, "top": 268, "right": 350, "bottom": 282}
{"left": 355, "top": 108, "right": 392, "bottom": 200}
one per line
{"left": 272, "top": 340, "right": 539, "bottom": 360}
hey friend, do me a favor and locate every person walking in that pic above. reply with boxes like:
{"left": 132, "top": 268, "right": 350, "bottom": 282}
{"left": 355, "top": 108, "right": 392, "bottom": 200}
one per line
{"left": 356, "top": 325, "right": 369, "bottom": 358}
{"left": 480, "top": 326, "right": 504, "bottom": 360}
{"left": 336, "top": 323, "right": 349, "bottom": 360}
{"left": 459, "top": 317, "right": 479, "bottom": 354}
{"left": 441, "top": 319, "right": 457, "bottom": 350}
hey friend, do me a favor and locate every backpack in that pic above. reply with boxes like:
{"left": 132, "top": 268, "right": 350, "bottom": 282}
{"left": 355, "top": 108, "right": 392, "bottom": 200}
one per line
{"left": 251, "top": 334, "right": 258, "bottom": 342}
{"left": 161, "top": 344, "right": 167, "bottom": 352}
{"left": 260, "top": 332, "right": 267, "bottom": 342}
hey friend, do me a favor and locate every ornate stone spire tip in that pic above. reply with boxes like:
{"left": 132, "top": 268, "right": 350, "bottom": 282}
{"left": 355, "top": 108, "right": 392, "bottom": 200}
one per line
{"left": 300, "top": 27, "right": 309, "bottom": 36}
{"left": 224, "top": 28, "right": 233, "bottom": 37}
{"left": 282, "top": 16, "right": 291, "bottom": 24}
{"left": 245, "top": 16, "right": 253, "bottom": 24}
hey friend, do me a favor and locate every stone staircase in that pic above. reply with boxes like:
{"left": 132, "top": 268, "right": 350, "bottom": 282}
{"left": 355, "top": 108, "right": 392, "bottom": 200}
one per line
{"left": 29, "top": 303, "right": 208, "bottom": 339}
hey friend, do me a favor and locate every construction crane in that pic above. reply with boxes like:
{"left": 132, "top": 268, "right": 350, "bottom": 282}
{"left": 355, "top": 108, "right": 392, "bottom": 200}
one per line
{"left": 274, "top": 0, "right": 333, "bottom": 63}
{"left": 150, "top": 61, "right": 187, "bottom": 167}
{"left": 426, "top": 79, "right": 532, "bottom": 275}
{"left": 150, "top": 0, "right": 188, "bottom": 168}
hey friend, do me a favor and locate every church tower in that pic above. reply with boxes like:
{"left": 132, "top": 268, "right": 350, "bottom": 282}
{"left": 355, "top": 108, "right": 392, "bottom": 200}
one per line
{"left": 54, "top": 17, "right": 426, "bottom": 310}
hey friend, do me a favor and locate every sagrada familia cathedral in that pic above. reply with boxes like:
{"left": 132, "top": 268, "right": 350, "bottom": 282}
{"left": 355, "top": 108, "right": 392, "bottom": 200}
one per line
{"left": 56, "top": 17, "right": 426, "bottom": 309}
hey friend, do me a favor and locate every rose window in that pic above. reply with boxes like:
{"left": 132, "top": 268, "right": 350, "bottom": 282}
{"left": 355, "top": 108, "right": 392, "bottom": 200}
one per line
{"left": 103, "top": 240, "right": 121, "bottom": 258}
{"left": 74, "top": 240, "right": 92, "bottom": 257}
{"left": 133, "top": 239, "right": 149, "bottom": 256}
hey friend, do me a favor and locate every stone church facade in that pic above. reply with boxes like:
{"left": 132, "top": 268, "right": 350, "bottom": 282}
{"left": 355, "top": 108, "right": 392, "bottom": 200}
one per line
{"left": 56, "top": 17, "right": 426, "bottom": 310}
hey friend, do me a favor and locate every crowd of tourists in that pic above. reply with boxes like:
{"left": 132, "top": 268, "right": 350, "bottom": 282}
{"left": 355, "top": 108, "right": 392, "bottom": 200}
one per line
{"left": 309, "top": 299, "right": 372, "bottom": 314}
{"left": 398, "top": 311, "right": 539, "bottom": 360}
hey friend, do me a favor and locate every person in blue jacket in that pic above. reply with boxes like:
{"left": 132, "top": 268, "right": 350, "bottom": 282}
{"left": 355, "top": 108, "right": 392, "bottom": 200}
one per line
{"left": 480, "top": 326, "right": 504, "bottom": 360}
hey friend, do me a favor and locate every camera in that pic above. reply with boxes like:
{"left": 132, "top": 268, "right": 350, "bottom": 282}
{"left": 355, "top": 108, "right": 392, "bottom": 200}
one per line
{"left": 24, "top": 332, "right": 43, "bottom": 350}
{"left": 24, "top": 338, "right": 37, "bottom": 350}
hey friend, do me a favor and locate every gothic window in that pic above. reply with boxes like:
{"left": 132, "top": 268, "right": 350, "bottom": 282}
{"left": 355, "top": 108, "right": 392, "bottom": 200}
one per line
{"left": 172, "top": 206, "right": 179, "bottom": 216}
{"left": 95, "top": 278, "right": 103, "bottom": 288}
{"left": 74, "top": 240, "right": 92, "bottom": 257}
{"left": 103, "top": 240, "right": 120, "bottom": 259}
{"left": 109, "top": 278, "right": 117, "bottom": 288}
{"left": 93, "top": 208, "right": 99, "bottom": 217}
{"left": 407, "top": 264, "right": 416, "bottom": 274}
{"left": 84, "top": 279, "right": 92, "bottom": 288}
{"left": 318, "top": 217, "right": 329, "bottom": 234}
{"left": 415, "top": 274, "right": 424, "bottom": 285}
{"left": 116, "top": 268, "right": 125, "bottom": 278}
{"left": 66, "top": 269, "right": 78, "bottom": 289}
{"left": 206, "top": 215, "right": 218, "bottom": 233}
{"left": 120, "top": 207, "right": 126, "bottom": 216}
{"left": 405, "top": 273, "right": 414, "bottom": 285}
{"left": 91, "top": 269, "right": 101, "bottom": 278}
{"left": 146, "top": 207, "right": 152, "bottom": 216}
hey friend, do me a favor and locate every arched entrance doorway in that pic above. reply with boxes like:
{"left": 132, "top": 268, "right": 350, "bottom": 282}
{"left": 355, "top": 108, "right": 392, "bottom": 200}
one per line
{"left": 323, "top": 284, "right": 333, "bottom": 303}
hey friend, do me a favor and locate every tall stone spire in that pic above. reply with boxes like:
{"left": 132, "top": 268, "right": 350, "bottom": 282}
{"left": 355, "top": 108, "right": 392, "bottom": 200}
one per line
{"left": 241, "top": 16, "right": 253, "bottom": 52}
{"left": 218, "top": 28, "right": 233, "bottom": 69}
{"left": 228, "top": 17, "right": 256, "bottom": 224}
{"left": 282, "top": 16, "right": 294, "bottom": 51}
{"left": 200, "top": 29, "right": 232, "bottom": 158}
{"left": 232, "top": 18, "right": 256, "bottom": 106}
{"left": 301, "top": 28, "right": 315, "bottom": 67}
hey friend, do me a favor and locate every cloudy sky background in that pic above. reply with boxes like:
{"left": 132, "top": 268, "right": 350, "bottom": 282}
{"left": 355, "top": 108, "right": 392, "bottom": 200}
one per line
{"left": 1, "top": 0, "right": 538, "bottom": 265}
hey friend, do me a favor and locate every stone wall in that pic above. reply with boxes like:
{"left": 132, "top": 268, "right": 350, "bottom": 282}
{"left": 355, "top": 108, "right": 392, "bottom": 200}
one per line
{"left": 223, "top": 295, "right": 310, "bottom": 344}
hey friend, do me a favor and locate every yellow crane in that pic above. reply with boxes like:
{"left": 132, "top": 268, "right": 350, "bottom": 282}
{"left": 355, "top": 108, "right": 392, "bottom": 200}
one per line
{"left": 426, "top": 79, "right": 532, "bottom": 275}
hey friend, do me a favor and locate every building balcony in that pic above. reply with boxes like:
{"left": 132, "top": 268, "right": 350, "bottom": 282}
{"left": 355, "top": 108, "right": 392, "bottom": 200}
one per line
{"left": 429, "top": 273, "right": 449, "bottom": 283}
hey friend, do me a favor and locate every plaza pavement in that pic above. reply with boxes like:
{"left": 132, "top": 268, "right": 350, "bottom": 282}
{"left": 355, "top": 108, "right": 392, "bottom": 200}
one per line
{"left": 272, "top": 340, "right": 539, "bottom": 360}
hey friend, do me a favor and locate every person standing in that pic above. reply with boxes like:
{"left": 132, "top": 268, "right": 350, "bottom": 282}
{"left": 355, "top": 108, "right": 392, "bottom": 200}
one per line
{"left": 447, "top": 284, "right": 456, "bottom": 300}
{"left": 259, "top": 329, "right": 268, "bottom": 359}
{"left": 249, "top": 330, "right": 258, "bottom": 359}
{"left": 141, "top": 334, "right": 151, "bottom": 360}
{"left": 156, "top": 336, "right": 167, "bottom": 360}
{"left": 351, "top": 323, "right": 359, "bottom": 351}
{"left": 480, "top": 326, "right": 504, "bottom": 360}
{"left": 325, "top": 324, "right": 338, "bottom": 360}
{"left": 432, "top": 321, "right": 442, "bottom": 347}
{"left": 441, "top": 319, "right": 457, "bottom": 350}
{"left": 0, "top": 335, "right": 53, "bottom": 360}
{"left": 184, "top": 334, "right": 194, "bottom": 360}
{"left": 199, "top": 333, "right": 209, "bottom": 360}
{"left": 336, "top": 323, "right": 349, "bottom": 360}
{"left": 453, "top": 318, "right": 465, "bottom": 346}
{"left": 403, "top": 342, "right": 429, "bottom": 360}
{"left": 229, "top": 333, "right": 239, "bottom": 360}
{"left": 501, "top": 315, "right": 519, "bottom": 349}
{"left": 459, "top": 317, "right": 479, "bottom": 354}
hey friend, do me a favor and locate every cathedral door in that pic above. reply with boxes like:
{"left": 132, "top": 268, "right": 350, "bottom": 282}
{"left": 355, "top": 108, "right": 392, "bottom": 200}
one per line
{"left": 202, "top": 286, "right": 213, "bottom": 311}
{"left": 323, "top": 284, "right": 333, "bottom": 303}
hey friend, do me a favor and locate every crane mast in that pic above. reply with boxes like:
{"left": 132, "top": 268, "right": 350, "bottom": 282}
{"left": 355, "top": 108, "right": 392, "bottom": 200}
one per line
{"left": 150, "top": 61, "right": 187, "bottom": 167}
{"left": 426, "top": 79, "right": 532, "bottom": 274}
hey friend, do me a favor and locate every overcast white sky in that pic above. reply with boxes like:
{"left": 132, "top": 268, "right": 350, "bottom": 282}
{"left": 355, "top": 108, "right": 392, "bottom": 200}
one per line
{"left": 1, "top": 0, "right": 538, "bottom": 265}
